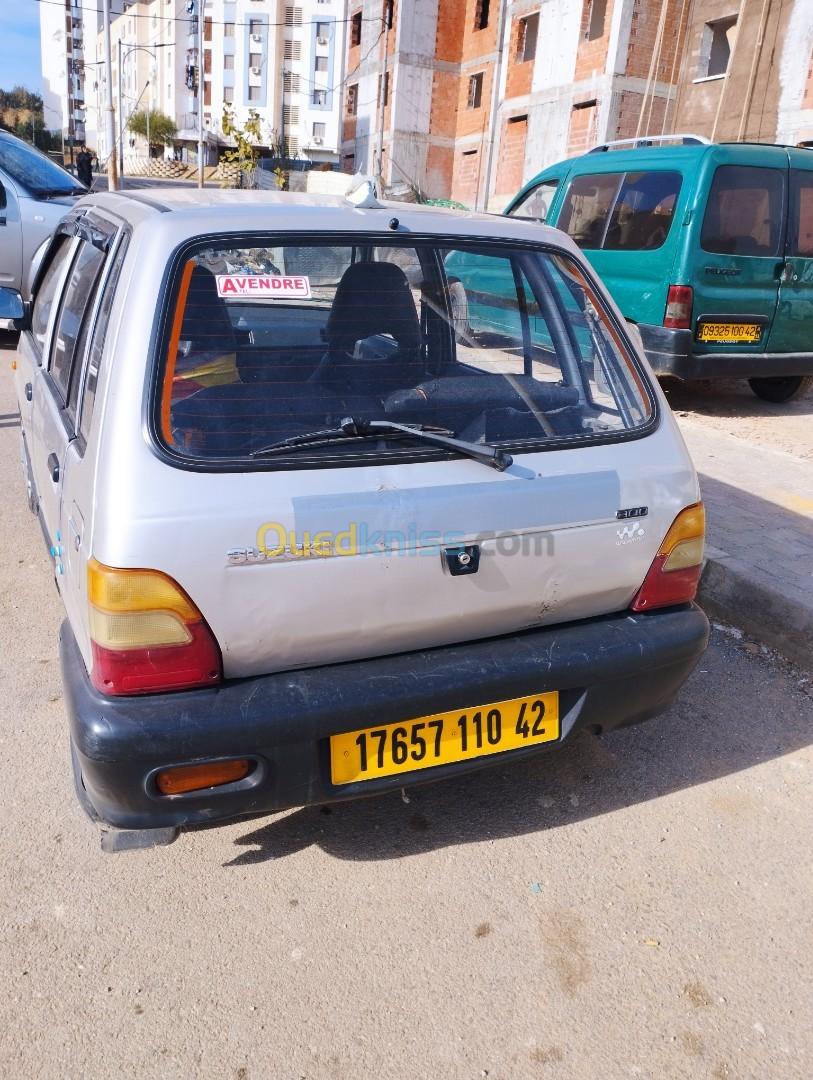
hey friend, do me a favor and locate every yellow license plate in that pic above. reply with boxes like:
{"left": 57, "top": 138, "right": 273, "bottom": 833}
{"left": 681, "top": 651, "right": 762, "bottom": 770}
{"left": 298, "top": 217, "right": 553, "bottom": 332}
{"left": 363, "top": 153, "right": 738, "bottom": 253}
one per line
{"left": 697, "top": 322, "right": 762, "bottom": 344}
{"left": 330, "top": 691, "right": 560, "bottom": 786}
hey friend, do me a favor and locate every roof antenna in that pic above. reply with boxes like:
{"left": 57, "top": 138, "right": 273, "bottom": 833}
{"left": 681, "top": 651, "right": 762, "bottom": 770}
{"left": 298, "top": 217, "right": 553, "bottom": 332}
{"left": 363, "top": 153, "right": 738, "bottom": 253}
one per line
{"left": 346, "top": 175, "right": 384, "bottom": 209}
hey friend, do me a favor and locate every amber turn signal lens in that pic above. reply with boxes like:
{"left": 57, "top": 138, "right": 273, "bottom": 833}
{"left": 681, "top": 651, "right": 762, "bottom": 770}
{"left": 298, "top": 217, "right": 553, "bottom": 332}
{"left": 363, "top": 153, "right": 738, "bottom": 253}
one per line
{"left": 155, "top": 759, "right": 252, "bottom": 795}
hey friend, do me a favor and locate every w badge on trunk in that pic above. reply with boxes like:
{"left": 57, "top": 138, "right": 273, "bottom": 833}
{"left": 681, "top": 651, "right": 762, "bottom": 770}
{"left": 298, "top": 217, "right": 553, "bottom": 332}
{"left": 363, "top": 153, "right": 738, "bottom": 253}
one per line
{"left": 443, "top": 545, "right": 480, "bottom": 576}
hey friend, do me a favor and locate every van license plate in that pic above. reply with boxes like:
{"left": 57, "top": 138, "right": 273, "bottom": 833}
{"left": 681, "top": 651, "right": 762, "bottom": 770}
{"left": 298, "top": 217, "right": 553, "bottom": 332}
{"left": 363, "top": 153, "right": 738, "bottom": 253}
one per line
{"left": 330, "top": 692, "right": 560, "bottom": 786}
{"left": 697, "top": 322, "right": 762, "bottom": 344}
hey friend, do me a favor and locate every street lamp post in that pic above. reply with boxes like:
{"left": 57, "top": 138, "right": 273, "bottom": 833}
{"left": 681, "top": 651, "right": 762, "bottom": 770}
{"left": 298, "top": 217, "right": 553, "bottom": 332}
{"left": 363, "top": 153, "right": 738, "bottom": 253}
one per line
{"left": 119, "top": 45, "right": 157, "bottom": 178}
{"left": 102, "top": 0, "right": 118, "bottom": 191}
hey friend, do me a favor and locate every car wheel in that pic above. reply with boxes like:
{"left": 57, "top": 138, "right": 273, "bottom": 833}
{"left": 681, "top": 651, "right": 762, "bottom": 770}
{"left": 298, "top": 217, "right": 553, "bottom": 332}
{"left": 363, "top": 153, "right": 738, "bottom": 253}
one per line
{"left": 448, "top": 280, "right": 471, "bottom": 343}
{"left": 747, "top": 375, "right": 813, "bottom": 403}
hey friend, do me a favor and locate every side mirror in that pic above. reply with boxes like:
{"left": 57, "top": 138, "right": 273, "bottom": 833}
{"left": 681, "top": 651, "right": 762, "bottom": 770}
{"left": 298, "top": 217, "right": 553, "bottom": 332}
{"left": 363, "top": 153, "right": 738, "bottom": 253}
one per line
{"left": 0, "top": 287, "right": 29, "bottom": 331}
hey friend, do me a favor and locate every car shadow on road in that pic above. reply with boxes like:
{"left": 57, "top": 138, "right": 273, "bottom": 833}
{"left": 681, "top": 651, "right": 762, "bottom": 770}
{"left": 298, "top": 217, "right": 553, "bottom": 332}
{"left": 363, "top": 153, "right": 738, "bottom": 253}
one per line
{"left": 662, "top": 376, "right": 813, "bottom": 420}
{"left": 219, "top": 633, "right": 811, "bottom": 867}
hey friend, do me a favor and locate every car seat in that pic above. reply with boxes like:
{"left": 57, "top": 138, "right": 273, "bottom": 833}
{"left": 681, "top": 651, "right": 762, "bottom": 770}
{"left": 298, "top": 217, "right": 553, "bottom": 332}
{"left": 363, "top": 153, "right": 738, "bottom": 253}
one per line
{"left": 310, "top": 261, "right": 426, "bottom": 396}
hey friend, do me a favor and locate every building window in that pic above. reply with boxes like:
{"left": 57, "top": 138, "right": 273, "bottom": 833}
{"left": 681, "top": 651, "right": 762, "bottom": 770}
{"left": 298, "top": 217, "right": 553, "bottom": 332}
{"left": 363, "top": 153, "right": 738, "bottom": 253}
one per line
{"left": 223, "top": 85, "right": 234, "bottom": 103}
{"left": 467, "top": 73, "right": 483, "bottom": 109}
{"left": 224, "top": 55, "right": 234, "bottom": 70}
{"left": 203, "top": 16, "right": 212, "bottom": 42}
{"left": 474, "top": 0, "right": 490, "bottom": 31}
{"left": 517, "top": 13, "right": 539, "bottom": 62}
{"left": 315, "top": 55, "right": 328, "bottom": 73}
{"left": 351, "top": 11, "right": 362, "bottom": 46}
{"left": 284, "top": 40, "right": 302, "bottom": 61}
{"left": 224, "top": 22, "right": 234, "bottom": 37}
{"left": 313, "top": 89, "right": 327, "bottom": 105}
{"left": 283, "top": 105, "right": 300, "bottom": 126}
{"left": 250, "top": 53, "right": 262, "bottom": 69}
{"left": 587, "top": 0, "right": 607, "bottom": 41}
{"left": 316, "top": 22, "right": 330, "bottom": 40}
{"left": 283, "top": 72, "right": 300, "bottom": 92}
{"left": 248, "top": 85, "right": 262, "bottom": 102}
{"left": 249, "top": 19, "right": 264, "bottom": 35}
{"left": 285, "top": 6, "right": 303, "bottom": 26}
{"left": 700, "top": 16, "right": 737, "bottom": 78}
{"left": 347, "top": 83, "right": 358, "bottom": 116}
{"left": 313, "top": 121, "right": 326, "bottom": 139}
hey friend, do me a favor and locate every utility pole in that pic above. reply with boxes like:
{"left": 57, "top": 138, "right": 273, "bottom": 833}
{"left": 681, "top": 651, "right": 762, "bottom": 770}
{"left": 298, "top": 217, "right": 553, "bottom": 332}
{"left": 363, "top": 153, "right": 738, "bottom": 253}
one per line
{"left": 480, "top": 0, "right": 508, "bottom": 212}
{"left": 197, "top": 3, "right": 205, "bottom": 188}
{"left": 146, "top": 83, "right": 151, "bottom": 177}
{"left": 118, "top": 38, "right": 125, "bottom": 179}
{"left": 375, "top": 1, "right": 392, "bottom": 183}
{"left": 102, "top": 0, "right": 118, "bottom": 191}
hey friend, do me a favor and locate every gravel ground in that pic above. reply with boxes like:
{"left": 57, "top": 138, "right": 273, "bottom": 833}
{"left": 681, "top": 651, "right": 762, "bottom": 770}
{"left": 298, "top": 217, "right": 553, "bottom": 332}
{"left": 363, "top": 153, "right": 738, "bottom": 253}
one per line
{"left": 1, "top": 337, "right": 811, "bottom": 1079}
{"left": 664, "top": 378, "right": 813, "bottom": 461}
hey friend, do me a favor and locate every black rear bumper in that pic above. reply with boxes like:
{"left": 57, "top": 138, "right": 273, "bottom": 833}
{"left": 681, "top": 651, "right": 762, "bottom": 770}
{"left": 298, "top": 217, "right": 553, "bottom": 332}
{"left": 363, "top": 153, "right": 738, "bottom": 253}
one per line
{"left": 637, "top": 323, "right": 813, "bottom": 379}
{"left": 61, "top": 607, "right": 709, "bottom": 831}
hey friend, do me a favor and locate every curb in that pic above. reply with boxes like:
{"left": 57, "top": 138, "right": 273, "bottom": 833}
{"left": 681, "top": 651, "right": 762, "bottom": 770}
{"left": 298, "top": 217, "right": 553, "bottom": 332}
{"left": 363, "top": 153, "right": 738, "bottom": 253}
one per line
{"left": 699, "top": 552, "right": 813, "bottom": 672}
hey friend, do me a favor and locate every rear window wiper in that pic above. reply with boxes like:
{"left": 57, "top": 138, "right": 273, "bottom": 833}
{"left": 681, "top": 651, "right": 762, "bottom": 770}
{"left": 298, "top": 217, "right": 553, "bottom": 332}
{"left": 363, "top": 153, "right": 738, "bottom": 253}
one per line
{"left": 250, "top": 417, "right": 513, "bottom": 472}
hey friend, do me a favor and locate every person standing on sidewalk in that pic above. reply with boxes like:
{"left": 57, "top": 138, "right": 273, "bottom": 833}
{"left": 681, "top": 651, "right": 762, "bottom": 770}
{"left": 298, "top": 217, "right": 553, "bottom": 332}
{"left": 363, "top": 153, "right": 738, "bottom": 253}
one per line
{"left": 76, "top": 145, "right": 93, "bottom": 188}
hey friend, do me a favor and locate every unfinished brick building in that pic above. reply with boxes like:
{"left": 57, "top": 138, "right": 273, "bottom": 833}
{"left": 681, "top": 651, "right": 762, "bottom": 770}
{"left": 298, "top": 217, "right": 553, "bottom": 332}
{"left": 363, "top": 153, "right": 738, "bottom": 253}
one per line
{"left": 341, "top": 0, "right": 813, "bottom": 210}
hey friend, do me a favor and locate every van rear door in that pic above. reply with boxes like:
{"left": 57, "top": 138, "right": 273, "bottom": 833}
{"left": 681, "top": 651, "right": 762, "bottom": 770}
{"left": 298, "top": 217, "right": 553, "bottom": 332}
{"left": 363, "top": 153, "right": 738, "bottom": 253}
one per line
{"left": 764, "top": 147, "right": 813, "bottom": 356}
{"left": 689, "top": 148, "right": 786, "bottom": 353}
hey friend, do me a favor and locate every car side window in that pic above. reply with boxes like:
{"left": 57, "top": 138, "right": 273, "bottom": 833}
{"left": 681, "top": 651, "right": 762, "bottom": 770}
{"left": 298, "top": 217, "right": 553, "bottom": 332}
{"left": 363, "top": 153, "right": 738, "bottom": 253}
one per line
{"left": 79, "top": 241, "right": 126, "bottom": 443}
{"left": 789, "top": 169, "right": 813, "bottom": 257}
{"left": 559, "top": 171, "right": 682, "bottom": 250}
{"left": 701, "top": 165, "right": 785, "bottom": 257}
{"left": 0, "top": 181, "right": 6, "bottom": 211}
{"left": 507, "top": 179, "right": 559, "bottom": 223}
{"left": 30, "top": 236, "right": 74, "bottom": 355}
{"left": 49, "top": 239, "right": 106, "bottom": 407}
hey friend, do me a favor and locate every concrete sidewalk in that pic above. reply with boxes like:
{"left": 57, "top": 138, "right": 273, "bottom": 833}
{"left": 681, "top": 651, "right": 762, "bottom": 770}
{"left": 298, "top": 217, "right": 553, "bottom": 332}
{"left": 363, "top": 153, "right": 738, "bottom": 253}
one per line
{"left": 679, "top": 420, "right": 813, "bottom": 671}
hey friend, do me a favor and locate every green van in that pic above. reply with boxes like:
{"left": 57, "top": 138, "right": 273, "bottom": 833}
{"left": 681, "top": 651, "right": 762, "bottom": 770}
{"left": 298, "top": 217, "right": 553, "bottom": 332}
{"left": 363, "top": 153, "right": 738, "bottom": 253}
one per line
{"left": 505, "top": 136, "right": 813, "bottom": 402}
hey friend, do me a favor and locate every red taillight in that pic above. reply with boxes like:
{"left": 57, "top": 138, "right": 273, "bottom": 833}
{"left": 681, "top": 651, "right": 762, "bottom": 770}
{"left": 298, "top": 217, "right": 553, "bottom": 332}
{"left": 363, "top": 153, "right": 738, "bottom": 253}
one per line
{"left": 664, "top": 284, "right": 693, "bottom": 330}
{"left": 631, "top": 503, "right": 705, "bottom": 612}
{"left": 87, "top": 559, "right": 222, "bottom": 696}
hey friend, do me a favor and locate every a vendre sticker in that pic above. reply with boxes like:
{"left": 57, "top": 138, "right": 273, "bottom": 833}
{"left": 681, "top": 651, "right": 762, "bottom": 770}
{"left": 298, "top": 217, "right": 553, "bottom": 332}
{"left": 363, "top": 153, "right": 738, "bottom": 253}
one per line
{"left": 216, "top": 274, "right": 312, "bottom": 299}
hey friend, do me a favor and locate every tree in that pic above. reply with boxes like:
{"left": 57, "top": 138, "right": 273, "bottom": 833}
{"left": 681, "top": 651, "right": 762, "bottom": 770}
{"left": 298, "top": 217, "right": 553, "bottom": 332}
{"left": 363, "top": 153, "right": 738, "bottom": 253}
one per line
{"left": 220, "top": 105, "right": 263, "bottom": 171}
{"left": 127, "top": 108, "right": 177, "bottom": 155}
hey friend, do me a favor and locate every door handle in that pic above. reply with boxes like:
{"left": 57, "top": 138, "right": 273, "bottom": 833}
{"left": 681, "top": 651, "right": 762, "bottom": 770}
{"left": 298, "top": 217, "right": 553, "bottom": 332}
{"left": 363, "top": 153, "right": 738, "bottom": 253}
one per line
{"left": 47, "top": 452, "right": 60, "bottom": 483}
{"left": 25, "top": 382, "right": 32, "bottom": 401}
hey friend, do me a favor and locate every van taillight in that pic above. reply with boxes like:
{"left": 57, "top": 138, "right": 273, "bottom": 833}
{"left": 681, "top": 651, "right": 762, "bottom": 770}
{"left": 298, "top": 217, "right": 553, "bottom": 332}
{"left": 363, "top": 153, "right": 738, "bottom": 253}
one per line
{"left": 631, "top": 503, "right": 705, "bottom": 612}
{"left": 87, "top": 559, "right": 222, "bottom": 695}
{"left": 663, "top": 285, "right": 693, "bottom": 330}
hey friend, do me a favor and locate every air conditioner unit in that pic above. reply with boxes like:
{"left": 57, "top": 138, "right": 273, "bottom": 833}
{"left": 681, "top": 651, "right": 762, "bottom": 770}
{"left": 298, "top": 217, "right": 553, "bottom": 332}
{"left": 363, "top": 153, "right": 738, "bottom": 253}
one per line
{"left": 317, "top": 36, "right": 328, "bottom": 44}
{"left": 251, "top": 66, "right": 262, "bottom": 75}
{"left": 312, "top": 135, "right": 323, "bottom": 144}
{"left": 252, "top": 33, "right": 263, "bottom": 42}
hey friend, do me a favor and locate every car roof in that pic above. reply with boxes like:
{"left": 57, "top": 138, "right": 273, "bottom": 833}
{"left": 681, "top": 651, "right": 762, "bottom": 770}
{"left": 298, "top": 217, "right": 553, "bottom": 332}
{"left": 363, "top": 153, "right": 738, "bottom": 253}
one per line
{"left": 79, "top": 188, "right": 577, "bottom": 246}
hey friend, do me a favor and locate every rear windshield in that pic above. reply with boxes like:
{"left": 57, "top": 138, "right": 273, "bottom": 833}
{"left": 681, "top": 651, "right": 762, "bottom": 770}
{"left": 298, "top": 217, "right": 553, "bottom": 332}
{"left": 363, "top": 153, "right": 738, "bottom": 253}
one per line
{"left": 559, "top": 170, "right": 682, "bottom": 251}
{"left": 158, "top": 238, "right": 653, "bottom": 466}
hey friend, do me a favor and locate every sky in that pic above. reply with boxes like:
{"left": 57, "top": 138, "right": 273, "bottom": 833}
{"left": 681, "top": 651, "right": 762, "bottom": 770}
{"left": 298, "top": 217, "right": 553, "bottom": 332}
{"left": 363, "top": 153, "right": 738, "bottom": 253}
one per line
{"left": 0, "top": 3, "right": 43, "bottom": 94}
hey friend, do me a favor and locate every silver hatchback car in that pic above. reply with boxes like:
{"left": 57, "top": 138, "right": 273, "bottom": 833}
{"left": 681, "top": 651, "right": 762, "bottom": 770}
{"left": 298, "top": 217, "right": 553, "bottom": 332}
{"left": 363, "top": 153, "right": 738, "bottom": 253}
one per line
{"left": 1, "top": 187, "right": 708, "bottom": 848}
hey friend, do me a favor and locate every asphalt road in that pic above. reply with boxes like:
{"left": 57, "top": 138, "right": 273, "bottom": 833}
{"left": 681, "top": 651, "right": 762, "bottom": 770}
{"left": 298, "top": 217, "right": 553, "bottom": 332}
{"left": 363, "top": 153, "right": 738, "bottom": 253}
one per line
{"left": 0, "top": 335, "right": 811, "bottom": 1079}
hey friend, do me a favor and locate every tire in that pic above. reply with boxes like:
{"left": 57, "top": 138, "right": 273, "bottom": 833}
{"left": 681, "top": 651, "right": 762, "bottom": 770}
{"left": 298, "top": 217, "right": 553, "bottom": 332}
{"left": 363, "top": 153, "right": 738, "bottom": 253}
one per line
{"left": 448, "top": 280, "right": 471, "bottom": 344}
{"left": 748, "top": 375, "right": 813, "bottom": 403}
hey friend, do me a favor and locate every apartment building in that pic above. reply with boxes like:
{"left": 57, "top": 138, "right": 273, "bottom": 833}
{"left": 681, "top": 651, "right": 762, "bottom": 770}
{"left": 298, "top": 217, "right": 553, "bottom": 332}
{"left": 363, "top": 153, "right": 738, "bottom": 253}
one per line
{"left": 90, "top": 0, "right": 347, "bottom": 168}
{"left": 40, "top": 0, "right": 126, "bottom": 156}
{"left": 341, "top": 0, "right": 813, "bottom": 210}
